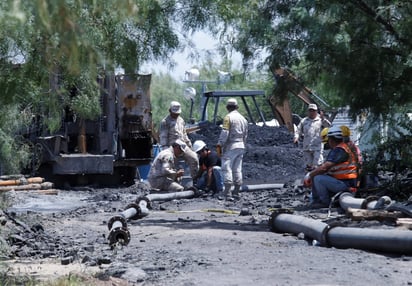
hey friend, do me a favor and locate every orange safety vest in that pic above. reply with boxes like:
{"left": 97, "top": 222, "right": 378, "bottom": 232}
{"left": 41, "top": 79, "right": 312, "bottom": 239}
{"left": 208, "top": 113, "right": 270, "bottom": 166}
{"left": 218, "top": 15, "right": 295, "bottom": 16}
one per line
{"left": 328, "top": 142, "right": 358, "bottom": 180}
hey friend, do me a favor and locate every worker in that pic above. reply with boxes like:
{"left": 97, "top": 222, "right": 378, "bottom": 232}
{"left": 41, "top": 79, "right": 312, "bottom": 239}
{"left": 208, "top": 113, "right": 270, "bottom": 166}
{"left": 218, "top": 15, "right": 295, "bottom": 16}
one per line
{"left": 294, "top": 104, "right": 331, "bottom": 171}
{"left": 303, "top": 126, "right": 360, "bottom": 208}
{"left": 192, "top": 140, "right": 223, "bottom": 194}
{"left": 159, "top": 101, "right": 199, "bottom": 180}
{"left": 217, "top": 98, "right": 248, "bottom": 201}
{"left": 320, "top": 127, "right": 329, "bottom": 148}
{"left": 340, "top": 125, "right": 363, "bottom": 187}
{"left": 147, "top": 139, "right": 187, "bottom": 192}
{"left": 340, "top": 125, "right": 363, "bottom": 166}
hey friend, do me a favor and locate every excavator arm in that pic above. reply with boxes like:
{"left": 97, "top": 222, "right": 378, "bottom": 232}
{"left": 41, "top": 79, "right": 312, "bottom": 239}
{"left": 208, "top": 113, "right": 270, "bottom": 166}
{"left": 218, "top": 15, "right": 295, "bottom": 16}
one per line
{"left": 269, "top": 67, "right": 330, "bottom": 132}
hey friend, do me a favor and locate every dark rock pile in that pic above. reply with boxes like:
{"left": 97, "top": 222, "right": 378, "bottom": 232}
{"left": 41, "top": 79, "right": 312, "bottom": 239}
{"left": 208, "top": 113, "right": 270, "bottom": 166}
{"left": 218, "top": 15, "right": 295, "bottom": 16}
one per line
{"left": 0, "top": 210, "right": 76, "bottom": 260}
{"left": 189, "top": 122, "right": 305, "bottom": 184}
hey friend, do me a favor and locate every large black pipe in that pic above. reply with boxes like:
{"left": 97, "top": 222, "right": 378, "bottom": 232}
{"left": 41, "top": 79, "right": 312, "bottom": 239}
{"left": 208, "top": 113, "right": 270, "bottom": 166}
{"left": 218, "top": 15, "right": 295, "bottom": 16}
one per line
{"left": 270, "top": 212, "right": 412, "bottom": 254}
{"left": 339, "top": 192, "right": 377, "bottom": 210}
{"left": 338, "top": 192, "right": 392, "bottom": 210}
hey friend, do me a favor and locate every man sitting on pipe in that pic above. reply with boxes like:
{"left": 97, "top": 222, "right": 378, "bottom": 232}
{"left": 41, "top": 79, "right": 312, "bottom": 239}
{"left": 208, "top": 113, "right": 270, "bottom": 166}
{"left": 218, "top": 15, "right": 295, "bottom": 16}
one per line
{"left": 303, "top": 125, "right": 360, "bottom": 209}
{"left": 147, "top": 139, "right": 187, "bottom": 192}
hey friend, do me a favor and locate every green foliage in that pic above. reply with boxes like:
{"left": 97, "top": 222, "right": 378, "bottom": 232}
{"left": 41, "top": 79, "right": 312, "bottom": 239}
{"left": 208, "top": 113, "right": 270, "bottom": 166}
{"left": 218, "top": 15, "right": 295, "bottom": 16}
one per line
{"left": 1, "top": 0, "right": 411, "bottom": 177}
{"left": 0, "top": 0, "right": 182, "bottom": 174}
{"left": 38, "top": 273, "right": 88, "bottom": 286}
{"left": 0, "top": 270, "right": 33, "bottom": 286}
{"left": 0, "top": 106, "right": 32, "bottom": 174}
{"left": 364, "top": 111, "right": 412, "bottom": 172}
{"left": 150, "top": 58, "right": 270, "bottom": 135}
{"left": 205, "top": 0, "right": 412, "bottom": 116}
{"left": 0, "top": 270, "right": 88, "bottom": 286}
{"left": 150, "top": 72, "right": 184, "bottom": 129}
{"left": 68, "top": 74, "right": 101, "bottom": 121}
{"left": 360, "top": 109, "right": 412, "bottom": 199}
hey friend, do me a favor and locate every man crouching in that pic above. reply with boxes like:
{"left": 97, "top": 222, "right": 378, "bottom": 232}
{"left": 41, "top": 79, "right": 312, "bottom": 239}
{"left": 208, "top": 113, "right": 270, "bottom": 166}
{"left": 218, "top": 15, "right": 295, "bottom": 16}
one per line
{"left": 147, "top": 139, "right": 186, "bottom": 192}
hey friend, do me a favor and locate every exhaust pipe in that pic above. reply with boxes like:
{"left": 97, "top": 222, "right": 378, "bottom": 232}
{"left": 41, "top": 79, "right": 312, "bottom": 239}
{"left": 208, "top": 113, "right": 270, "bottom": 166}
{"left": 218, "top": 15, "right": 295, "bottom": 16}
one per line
{"left": 269, "top": 211, "right": 412, "bottom": 254}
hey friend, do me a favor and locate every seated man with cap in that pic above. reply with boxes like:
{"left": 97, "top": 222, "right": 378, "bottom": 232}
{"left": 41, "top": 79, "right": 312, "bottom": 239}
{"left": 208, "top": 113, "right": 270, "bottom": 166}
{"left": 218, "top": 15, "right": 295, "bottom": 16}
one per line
{"left": 159, "top": 101, "right": 199, "bottom": 181}
{"left": 147, "top": 139, "right": 187, "bottom": 192}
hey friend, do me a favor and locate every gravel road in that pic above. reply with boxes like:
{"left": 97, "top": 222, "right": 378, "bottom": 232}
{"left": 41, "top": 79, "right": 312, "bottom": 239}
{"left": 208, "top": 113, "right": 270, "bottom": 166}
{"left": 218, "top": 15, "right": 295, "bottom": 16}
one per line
{"left": 1, "top": 124, "right": 411, "bottom": 285}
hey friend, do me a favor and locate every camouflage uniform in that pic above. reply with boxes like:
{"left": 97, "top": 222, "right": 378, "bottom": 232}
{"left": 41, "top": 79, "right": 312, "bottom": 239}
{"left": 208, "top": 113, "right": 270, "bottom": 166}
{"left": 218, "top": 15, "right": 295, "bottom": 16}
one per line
{"left": 147, "top": 147, "right": 184, "bottom": 192}
{"left": 294, "top": 115, "right": 331, "bottom": 169}
{"left": 159, "top": 115, "right": 199, "bottom": 179}
{"left": 218, "top": 107, "right": 248, "bottom": 198}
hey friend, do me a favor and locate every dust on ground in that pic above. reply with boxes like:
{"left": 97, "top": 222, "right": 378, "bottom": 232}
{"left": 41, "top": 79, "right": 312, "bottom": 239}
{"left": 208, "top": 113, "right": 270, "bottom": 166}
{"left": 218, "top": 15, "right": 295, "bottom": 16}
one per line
{"left": 1, "top": 124, "right": 412, "bottom": 286}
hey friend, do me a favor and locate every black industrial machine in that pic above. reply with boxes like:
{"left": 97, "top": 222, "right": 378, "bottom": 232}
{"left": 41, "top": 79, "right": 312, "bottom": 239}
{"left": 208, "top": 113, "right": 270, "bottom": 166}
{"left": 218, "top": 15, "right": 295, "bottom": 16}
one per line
{"left": 25, "top": 73, "right": 153, "bottom": 188}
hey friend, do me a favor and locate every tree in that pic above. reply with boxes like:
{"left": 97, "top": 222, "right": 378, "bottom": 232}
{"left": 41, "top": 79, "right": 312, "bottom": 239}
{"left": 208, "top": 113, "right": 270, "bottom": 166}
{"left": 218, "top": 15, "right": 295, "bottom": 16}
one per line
{"left": 2, "top": 1, "right": 410, "bottom": 174}
{"left": 0, "top": 1, "right": 181, "bottom": 173}
{"left": 0, "top": 0, "right": 264, "bottom": 173}
{"left": 200, "top": 0, "right": 412, "bottom": 116}
{"left": 150, "top": 57, "right": 269, "bottom": 132}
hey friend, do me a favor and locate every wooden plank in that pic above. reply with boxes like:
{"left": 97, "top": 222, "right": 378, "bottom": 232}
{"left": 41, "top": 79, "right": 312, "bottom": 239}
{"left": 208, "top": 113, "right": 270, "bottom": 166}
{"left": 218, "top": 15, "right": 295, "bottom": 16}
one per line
{"left": 29, "top": 189, "right": 59, "bottom": 195}
{"left": 0, "top": 183, "right": 42, "bottom": 192}
{"left": 396, "top": 218, "right": 412, "bottom": 230}
{"left": 0, "top": 177, "right": 44, "bottom": 187}
{"left": 0, "top": 182, "right": 54, "bottom": 192}
{"left": 347, "top": 207, "right": 403, "bottom": 221}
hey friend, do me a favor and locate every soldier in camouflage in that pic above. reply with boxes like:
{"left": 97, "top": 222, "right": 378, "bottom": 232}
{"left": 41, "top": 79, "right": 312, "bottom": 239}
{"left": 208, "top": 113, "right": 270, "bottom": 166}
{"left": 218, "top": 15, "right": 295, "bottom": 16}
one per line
{"left": 159, "top": 101, "right": 199, "bottom": 180}
{"left": 294, "top": 104, "right": 331, "bottom": 171}
{"left": 217, "top": 98, "right": 248, "bottom": 201}
{"left": 148, "top": 140, "right": 187, "bottom": 192}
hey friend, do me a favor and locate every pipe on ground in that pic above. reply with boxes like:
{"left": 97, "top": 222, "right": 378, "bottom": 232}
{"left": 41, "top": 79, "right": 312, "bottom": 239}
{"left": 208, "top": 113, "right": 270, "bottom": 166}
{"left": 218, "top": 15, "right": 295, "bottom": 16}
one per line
{"left": 107, "top": 198, "right": 150, "bottom": 246}
{"left": 270, "top": 212, "right": 412, "bottom": 254}
{"left": 338, "top": 192, "right": 392, "bottom": 210}
{"left": 239, "top": 183, "right": 285, "bottom": 192}
{"left": 145, "top": 183, "right": 285, "bottom": 203}
{"left": 146, "top": 189, "right": 198, "bottom": 202}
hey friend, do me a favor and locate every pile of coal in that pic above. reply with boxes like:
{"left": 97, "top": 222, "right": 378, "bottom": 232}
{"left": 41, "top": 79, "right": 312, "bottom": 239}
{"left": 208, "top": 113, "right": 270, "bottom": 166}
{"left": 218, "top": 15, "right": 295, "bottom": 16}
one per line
{"left": 189, "top": 122, "right": 305, "bottom": 184}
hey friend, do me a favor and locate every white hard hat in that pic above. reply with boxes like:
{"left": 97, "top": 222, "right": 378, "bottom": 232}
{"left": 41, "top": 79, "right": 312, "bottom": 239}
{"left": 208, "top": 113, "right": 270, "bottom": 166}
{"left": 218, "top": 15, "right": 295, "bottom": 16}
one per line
{"left": 173, "top": 139, "right": 187, "bottom": 152}
{"left": 327, "top": 125, "right": 343, "bottom": 139}
{"left": 308, "top": 103, "right": 318, "bottom": 111}
{"left": 227, "top": 98, "right": 238, "bottom": 106}
{"left": 192, "top": 140, "right": 207, "bottom": 153}
{"left": 169, "top": 101, "right": 182, "bottom": 114}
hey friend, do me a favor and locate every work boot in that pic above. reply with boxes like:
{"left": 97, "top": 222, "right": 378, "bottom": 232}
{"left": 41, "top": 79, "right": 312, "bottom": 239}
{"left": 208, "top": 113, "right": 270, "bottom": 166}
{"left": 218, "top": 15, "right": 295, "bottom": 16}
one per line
{"left": 223, "top": 183, "right": 233, "bottom": 201}
{"left": 232, "top": 185, "right": 241, "bottom": 200}
{"left": 212, "top": 191, "right": 224, "bottom": 200}
{"left": 308, "top": 201, "right": 328, "bottom": 209}
{"left": 225, "top": 196, "right": 235, "bottom": 202}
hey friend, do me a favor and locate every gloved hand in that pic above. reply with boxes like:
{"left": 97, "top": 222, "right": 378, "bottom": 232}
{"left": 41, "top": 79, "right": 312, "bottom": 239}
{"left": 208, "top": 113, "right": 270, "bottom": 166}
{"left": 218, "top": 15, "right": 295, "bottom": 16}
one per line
{"left": 176, "top": 169, "right": 185, "bottom": 178}
{"left": 303, "top": 172, "right": 312, "bottom": 187}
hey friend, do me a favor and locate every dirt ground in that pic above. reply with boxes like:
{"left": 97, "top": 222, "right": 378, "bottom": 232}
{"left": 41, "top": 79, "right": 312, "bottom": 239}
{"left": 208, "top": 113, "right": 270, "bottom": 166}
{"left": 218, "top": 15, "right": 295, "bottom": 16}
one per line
{"left": 1, "top": 124, "right": 412, "bottom": 285}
